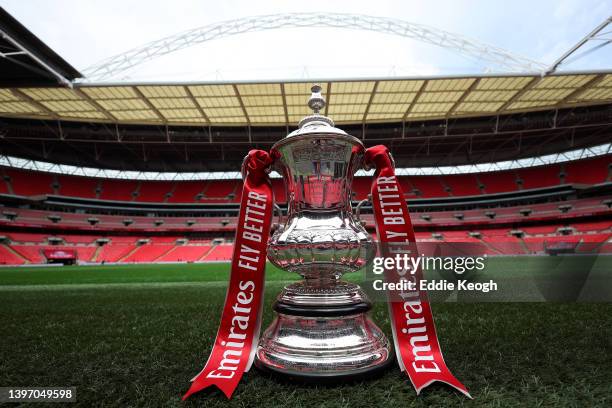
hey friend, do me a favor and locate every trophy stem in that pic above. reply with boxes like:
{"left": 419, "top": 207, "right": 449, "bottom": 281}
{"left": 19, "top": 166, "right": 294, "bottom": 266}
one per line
{"left": 303, "top": 275, "right": 338, "bottom": 287}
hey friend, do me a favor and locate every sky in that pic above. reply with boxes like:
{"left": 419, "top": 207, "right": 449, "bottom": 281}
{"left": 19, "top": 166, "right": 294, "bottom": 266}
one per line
{"left": 1, "top": 0, "right": 611, "bottom": 82}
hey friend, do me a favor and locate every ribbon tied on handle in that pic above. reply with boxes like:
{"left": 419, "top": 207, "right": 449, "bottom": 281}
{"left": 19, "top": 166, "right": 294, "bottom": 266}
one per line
{"left": 365, "top": 145, "right": 471, "bottom": 398}
{"left": 182, "top": 149, "right": 274, "bottom": 400}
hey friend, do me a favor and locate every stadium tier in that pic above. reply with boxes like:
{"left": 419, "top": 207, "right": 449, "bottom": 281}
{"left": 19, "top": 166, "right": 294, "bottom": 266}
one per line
{"left": 0, "top": 196, "right": 609, "bottom": 264}
{"left": 0, "top": 155, "right": 609, "bottom": 265}
{"left": 2, "top": 155, "right": 609, "bottom": 203}
{"left": 1, "top": 225, "right": 610, "bottom": 265}
{"left": 0, "top": 196, "right": 609, "bottom": 231}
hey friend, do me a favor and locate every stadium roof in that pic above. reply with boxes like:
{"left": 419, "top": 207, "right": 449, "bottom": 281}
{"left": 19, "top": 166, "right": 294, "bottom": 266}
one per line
{"left": 0, "top": 7, "right": 81, "bottom": 87}
{"left": 1, "top": 71, "right": 611, "bottom": 127}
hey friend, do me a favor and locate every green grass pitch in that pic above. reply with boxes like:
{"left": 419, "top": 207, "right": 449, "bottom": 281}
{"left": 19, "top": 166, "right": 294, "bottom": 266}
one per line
{"left": 0, "top": 261, "right": 610, "bottom": 407}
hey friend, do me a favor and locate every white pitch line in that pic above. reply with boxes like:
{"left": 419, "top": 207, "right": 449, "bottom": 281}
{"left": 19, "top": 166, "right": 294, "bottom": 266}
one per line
{"left": 0, "top": 280, "right": 293, "bottom": 291}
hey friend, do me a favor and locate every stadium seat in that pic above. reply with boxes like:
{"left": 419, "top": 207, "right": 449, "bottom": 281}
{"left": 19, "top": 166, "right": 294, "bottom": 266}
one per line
{"left": 122, "top": 244, "right": 176, "bottom": 263}
{"left": 157, "top": 245, "right": 211, "bottom": 262}
{"left": 564, "top": 155, "right": 611, "bottom": 184}
{"left": 408, "top": 176, "right": 448, "bottom": 197}
{"left": 442, "top": 174, "right": 481, "bottom": 196}
{"left": 0, "top": 245, "right": 26, "bottom": 264}
{"left": 58, "top": 175, "right": 98, "bottom": 198}
{"left": 516, "top": 165, "right": 561, "bottom": 190}
{"left": 204, "top": 245, "right": 234, "bottom": 261}
{"left": 477, "top": 170, "right": 519, "bottom": 194}
{"left": 167, "top": 181, "right": 206, "bottom": 203}
{"left": 135, "top": 181, "right": 175, "bottom": 202}
{"left": 6, "top": 168, "right": 54, "bottom": 196}
{"left": 99, "top": 179, "right": 139, "bottom": 201}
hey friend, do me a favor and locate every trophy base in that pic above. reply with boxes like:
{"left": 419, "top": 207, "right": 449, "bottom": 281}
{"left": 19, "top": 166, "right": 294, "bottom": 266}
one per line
{"left": 255, "top": 306, "right": 392, "bottom": 379}
{"left": 254, "top": 350, "right": 393, "bottom": 383}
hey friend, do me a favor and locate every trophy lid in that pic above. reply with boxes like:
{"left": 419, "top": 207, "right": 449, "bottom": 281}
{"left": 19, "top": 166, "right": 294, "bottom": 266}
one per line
{"left": 286, "top": 84, "right": 349, "bottom": 138}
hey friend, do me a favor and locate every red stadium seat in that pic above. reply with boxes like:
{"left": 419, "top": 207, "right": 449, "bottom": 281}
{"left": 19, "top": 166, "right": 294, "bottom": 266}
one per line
{"left": 99, "top": 179, "right": 139, "bottom": 201}
{"left": 564, "top": 155, "right": 611, "bottom": 184}
{"left": 6, "top": 168, "right": 54, "bottom": 196}
{"left": 203, "top": 180, "right": 240, "bottom": 201}
{"left": 351, "top": 178, "right": 371, "bottom": 201}
{"left": 271, "top": 179, "right": 287, "bottom": 203}
{"left": 58, "top": 175, "right": 98, "bottom": 198}
{"left": 408, "top": 176, "right": 448, "bottom": 197}
{"left": 204, "top": 245, "right": 234, "bottom": 261}
{"left": 122, "top": 244, "right": 176, "bottom": 263}
{"left": 167, "top": 181, "right": 206, "bottom": 203}
{"left": 478, "top": 170, "right": 518, "bottom": 194}
{"left": 442, "top": 174, "right": 481, "bottom": 196}
{"left": 136, "top": 181, "right": 175, "bottom": 202}
{"left": 95, "top": 244, "right": 137, "bottom": 262}
{"left": 0, "top": 245, "right": 26, "bottom": 264}
{"left": 516, "top": 165, "right": 561, "bottom": 190}
{"left": 157, "top": 245, "right": 211, "bottom": 262}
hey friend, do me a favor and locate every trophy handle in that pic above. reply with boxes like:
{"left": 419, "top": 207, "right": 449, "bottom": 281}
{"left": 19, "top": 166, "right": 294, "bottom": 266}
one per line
{"left": 355, "top": 197, "right": 370, "bottom": 227}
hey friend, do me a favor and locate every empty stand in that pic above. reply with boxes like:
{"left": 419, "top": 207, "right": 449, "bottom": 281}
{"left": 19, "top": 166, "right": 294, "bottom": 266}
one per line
{"left": 203, "top": 180, "right": 239, "bottom": 201}
{"left": 0, "top": 155, "right": 609, "bottom": 266}
{"left": 157, "top": 245, "right": 211, "bottom": 262}
{"left": 99, "top": 180, "right": 139, "bottom": 201}
{"left": 0, "top": 171, "right": 10, "bottom": 194}
{"left": 0, "top": 245, "right": 26, "bottom": 265}
{"left": 271, "top": 179, "right": 287, "bottom": 203}
{"left": 0, "top": 224, "right": 609, "bottom": 265}
{"left": 516, "top": 165, "right": 561, "bottom": 190}
{"left": 485, "top": 237, "right": 526, "bottom": 255}
{"left": 58, "top": 175, "right": 98, "bottom": 198}
{"left": 478, "top": 170, "right": 518, "bottom": 194}
{"left": 205, "top": 245, "right": 234, "bottom": 261}
{"left": 351, "top": 178, "right": 371, "bottom": 200}
{"left": 96, "top": 245, "right": 137, "bottom": 263}
{"left": 61, "top": 235, "right": 98, "bottom": 244}
{"left": 6, "top": 168, "right": 54, "bottom": 196}
{"left": 1, "top": 154, "right": 609, "bottom": 204}
{"left": 122, "top": 244, "right": 175, "bottom": 262}
{"left": 7, "top": 232, "right": 48, "bottom": 243}
{"left": 564, "top": 155, "right": 610, "bottom": 184}
{"left": 442, "top": 174, "right": 481, "bottom": 197}
{"left": 572, "top": 221, "right": 611, "bottom": 232}
{"left": 135, "top": 181, "right": 174, "bottom": 202}
{"left": 408, "top": 176, "right": 448, "bottom": 197}
{"left": 11, "top": 245, "right": 45, "bottom": 263}
{"left": 167, "top": 181, "right": 206, "bottom": 203}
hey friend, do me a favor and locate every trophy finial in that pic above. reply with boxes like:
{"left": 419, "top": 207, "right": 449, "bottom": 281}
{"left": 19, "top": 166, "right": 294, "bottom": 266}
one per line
{"left": 308, "top": 84, "right": 325, "bottom": 114}
{"left": 297, "top": 84, "right": 334, "bottom": 129}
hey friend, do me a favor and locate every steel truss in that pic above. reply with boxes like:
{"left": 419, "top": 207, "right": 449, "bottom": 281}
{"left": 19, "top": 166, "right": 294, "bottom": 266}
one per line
{"left": 546, "top": 16, "right": 612, "bottom": 74}
{"left": 0, "top": 28, "right": 73, "bottom": 87}
{"left": 82, "top": 12, "right": 546, "bottom": 81}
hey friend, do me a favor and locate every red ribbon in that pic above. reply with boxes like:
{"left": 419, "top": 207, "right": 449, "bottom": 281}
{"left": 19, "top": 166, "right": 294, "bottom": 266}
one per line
{"left": 182, "top": 150, "right": 273, "bottom": 400}
{"left": 365, "top": 145, "right": 471, "bottom": 398}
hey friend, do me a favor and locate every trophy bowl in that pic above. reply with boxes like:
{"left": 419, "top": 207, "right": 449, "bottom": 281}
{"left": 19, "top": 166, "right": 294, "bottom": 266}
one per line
{"left": 255, "top": 85, "right": 392, "bottom": 379}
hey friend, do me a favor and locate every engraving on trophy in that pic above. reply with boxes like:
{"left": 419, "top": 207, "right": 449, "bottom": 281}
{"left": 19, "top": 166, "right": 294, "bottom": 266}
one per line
{"left": 255, "top": 85, "right": 392, "bottom": 379}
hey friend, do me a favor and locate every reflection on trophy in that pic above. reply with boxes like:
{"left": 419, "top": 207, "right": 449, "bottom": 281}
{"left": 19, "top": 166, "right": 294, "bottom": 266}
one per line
{"left": 255, "top": 85, "right": 392, "bottom": 379}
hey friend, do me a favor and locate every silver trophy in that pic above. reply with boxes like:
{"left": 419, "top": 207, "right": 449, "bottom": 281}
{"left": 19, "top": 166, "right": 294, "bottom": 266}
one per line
{"left": 255, "top": 85, "right": 392, "bottom": 379}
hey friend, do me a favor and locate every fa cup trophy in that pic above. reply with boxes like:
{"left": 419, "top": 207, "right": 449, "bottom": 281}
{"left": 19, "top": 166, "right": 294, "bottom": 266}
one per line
{"left": 255, "top": 85, "right": 392, "bottom": 379}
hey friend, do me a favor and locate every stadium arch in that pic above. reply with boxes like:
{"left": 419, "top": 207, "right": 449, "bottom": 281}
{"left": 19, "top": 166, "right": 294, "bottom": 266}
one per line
{"left": 81, "top": 12, "right": 547, "bottom": 82}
